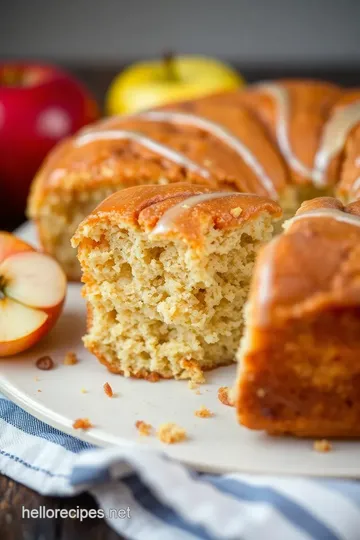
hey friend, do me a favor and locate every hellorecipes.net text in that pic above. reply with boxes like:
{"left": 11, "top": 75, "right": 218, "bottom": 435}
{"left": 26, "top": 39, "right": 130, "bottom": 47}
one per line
{"left": 22, "top": 505, "right": 131, "bottom": 521}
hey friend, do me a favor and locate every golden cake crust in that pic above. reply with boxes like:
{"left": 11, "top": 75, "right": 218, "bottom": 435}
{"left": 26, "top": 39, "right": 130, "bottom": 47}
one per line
{"left": 73, "top": 183, "right": 282, "bottom": 250}
{"left": 252, "top": 197, "right": 360, "bottom": 326}
{"left": 236, "top": 196, "right": 360, "bottom": 437}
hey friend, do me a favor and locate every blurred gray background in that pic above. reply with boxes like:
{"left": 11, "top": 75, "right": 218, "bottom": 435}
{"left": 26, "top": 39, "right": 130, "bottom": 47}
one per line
{"left": 1, "top": 0, "right": 360, "bottom": 65}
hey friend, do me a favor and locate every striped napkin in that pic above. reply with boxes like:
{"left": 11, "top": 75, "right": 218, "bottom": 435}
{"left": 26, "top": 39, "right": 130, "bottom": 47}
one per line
{"left": 1, "top": 394, "right": 360, "bottom": 540}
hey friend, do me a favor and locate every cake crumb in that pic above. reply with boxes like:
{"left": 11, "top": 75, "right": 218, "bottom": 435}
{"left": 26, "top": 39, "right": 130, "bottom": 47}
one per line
{"left": 218, "top": 386, "right": 235, "bottom": 407}
{"left": 64, "top": 351, "right": 78, "bottom": 365}
{"left": 135, "top": 420, "right": 153, "bottom": 436}
{"left": 157, "top": 423, "right": 187, "bottom": 444}
{"left": 103, "top": 382, "right": 113, "bottom": 397}
{"left": 80, "top": 388, "right": 87, "bottom": 394}
{"left": 314, "top": 439, "right": 332, "bottom": 453}
{"left": 37, "top": 389, "right": 42, "bottom": 393}
{"left": 188, "top": 380, "right": 198, "bottom": 390}
{"left": 181, "top": 359, "right": 205, "bottom": 384}
{"left": 73, "top": 418, "right": 93, "bottom": 430}
{"left": 195, "top": 390, "right": 201, "bottom": 395}
{"left": 194, "top": 406, "right": 214, "bottom": 418}
{"left": 230, "top": 207, "right": 243, "bottom": 218}
{"left": 36, "top": 356, "right": 55, "bottom": 371}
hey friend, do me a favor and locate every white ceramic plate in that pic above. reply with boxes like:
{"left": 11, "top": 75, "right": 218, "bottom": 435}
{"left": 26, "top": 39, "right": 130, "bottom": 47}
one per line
{"left": 1, "top": 223, "right": 360, "bottom": 477}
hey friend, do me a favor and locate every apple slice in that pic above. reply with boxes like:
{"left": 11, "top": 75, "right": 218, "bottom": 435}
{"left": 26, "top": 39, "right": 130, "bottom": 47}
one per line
{"left": 1, "top": 251, "right": 67, "bottom": 309}
{"left": 0, "top": 231, "right": 33, "bottom": 264}
{"left": 0, "top": 232, "right": 66, "bottom": 357}
{"left": 0, "top": 298, "right": 48, "bottom": 357}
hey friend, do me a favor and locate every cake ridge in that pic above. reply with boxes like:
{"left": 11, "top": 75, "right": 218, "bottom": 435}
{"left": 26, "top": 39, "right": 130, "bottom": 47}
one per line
{"left": 313, "top": 100, "right": 360, "bottom": 186}
{"left": 151, "top": 191, "right": 253, "bottom": 236}
{"left": 74, "top": 129, "right": 211, "bottom": 180}
{"left": 283, "top": 207, "right": 360, "bottom": 231}
{"left": 136, "top": 110, "right": 279, "bottom": 199}
{"left": 255, "top": 83, "right": 314, "bottom": 180}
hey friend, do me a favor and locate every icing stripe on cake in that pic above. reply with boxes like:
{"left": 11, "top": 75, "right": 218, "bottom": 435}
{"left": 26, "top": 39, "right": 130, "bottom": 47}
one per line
{"left": 138, "top": 111, "right": 279, "bottom": 199}
{"left": 283, "top": 207, "right": 360, "bottom": 230}
{"left": 151, "top": 192, "right": 252, "bottom": 236}
{"left": 74, "top": 130, "right": 211, "bottom": 180}
{"left": 313, "top": 101, "right": 360, "bottom": 187}
{"left": 256, "top": 83, "right": 313, "bottom": 180}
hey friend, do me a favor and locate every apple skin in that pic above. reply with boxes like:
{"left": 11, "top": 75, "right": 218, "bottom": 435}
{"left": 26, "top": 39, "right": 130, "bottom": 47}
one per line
{"left": 0, "top": 231, "right": 33, "bottom": 263}
{"left": 0, "top": 299, "right": 64, "bottom": 357}
{"left": 0, "top": 232, "right": 66, "bottom": 357}
{"left": 0, "top": 63, "right": 99, "bottom": 215}
{"left": 106, "top": 55, "right": 244, "bottom": 115}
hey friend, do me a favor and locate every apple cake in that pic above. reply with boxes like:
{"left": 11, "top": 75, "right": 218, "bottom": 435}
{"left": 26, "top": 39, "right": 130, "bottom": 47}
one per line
{"left": 235, "top": 196, "right": 360, "bottom": 437}
{"left": 28, "top": 79, "right": 360, "bottom": 279}
{"left": 71, "top": 183, "right": 281, "bottom": 381}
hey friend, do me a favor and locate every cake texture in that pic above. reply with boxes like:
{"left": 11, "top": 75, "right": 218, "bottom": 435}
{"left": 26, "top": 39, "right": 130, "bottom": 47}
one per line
{"left": 29, "top": 78, "right": 360, "bottom": 279}
{"left": 236, "top": 197, "right": 360, "bottom": 437}
{"left": 72, "top": 183, "right": 281, "bottom": 381}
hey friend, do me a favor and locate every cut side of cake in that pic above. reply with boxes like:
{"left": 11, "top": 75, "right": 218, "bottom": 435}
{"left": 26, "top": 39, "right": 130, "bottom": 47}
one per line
{"left": 72, "top": 183, "right": 281, "bottom": 381}
{"left": 235, "top": 197, "right": 360, "bottom": 437}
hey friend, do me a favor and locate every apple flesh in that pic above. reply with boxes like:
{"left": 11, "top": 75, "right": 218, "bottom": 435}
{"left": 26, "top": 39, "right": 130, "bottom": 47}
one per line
{"left": 0, "top": 232, "right": 66, "bottom": 356}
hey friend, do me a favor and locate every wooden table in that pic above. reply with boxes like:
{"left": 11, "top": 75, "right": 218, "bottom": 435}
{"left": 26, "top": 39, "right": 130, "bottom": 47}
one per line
{"left": 0, "top": 476, "right": 122, "bottom": 539}
{"left": 1, "top": 64, "right": 360, "bottom": 539}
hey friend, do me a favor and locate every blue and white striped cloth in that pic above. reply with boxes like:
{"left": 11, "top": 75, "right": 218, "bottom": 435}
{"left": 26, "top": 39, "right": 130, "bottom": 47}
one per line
{"left": 1, "top": 395, "right": 360, "bottom": 539}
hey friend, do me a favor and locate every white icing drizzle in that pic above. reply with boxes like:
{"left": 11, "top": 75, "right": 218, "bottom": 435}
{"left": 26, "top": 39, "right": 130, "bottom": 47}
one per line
{"left": 313, "top": 101, "right": 360, "bottom": 186}
{"left": 137, "top": 110, "right": 279, "bottom": 200}
{"left": 151, "top": 191, "right": 252, "bottom": 236}
{"left": 351, "top": 176, "right": 360, "bottom": 194}
{"left": 255, "top": 85, "right": 360, "bottom": 188}
{"left": 255, "top": 83, "right": 313, "bottom": 179}
{"left": 74, "top": 130, "right": 211, "bottom": 180}
{"left": 283, "top": 207, "right": 360, "bottom": 231}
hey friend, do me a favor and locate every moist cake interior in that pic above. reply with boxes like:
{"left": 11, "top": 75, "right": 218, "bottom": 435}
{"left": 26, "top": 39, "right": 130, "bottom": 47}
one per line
{"left": 76, "top": 211, "right": 275, "bottom": 380}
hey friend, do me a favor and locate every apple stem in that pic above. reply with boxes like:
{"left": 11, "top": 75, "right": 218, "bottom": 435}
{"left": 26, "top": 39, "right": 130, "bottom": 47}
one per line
{"left": 163, "top": 52, "right": 179, "bottom": 82}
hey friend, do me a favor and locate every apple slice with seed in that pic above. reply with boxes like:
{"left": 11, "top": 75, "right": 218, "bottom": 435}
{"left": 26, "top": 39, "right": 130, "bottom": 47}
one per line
{"left": 0, "top": 232, "right": 66, "bottom": 356}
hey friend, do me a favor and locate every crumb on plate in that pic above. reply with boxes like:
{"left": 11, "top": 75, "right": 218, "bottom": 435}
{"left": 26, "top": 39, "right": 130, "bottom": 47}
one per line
{"left": 194, "top": 406, "right": 214, "bottom": 418}
{"left": 218, "top": 386, "right": 235, "bottom": 407}
{"left": 135, "top": 420, "right": 153, "bottom": 436}
{"left": 80, "top": 388, "right": 87, "bottom": 394}
{"left": 314, "top": 439, "right": 332, "bottom": 453}
{"left": 157, "top": 423, "right": 187, "bottom": 444}
{"left": 73, "top": 418, "right": 93, "bottom": 430}
{"left": 103, "top": 382, "right": 113, "bottom": 397}
{"left": 180, "top": 359, "right": 205, "bottom": 384}
{"left": 36, "top": 356, "right": 55, "bottom": 371}
{"left": 63, "top": 351, "right": 78, "bottom": 365}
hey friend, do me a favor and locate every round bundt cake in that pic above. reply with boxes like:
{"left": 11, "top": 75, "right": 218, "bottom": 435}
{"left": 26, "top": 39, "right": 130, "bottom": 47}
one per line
{"left": 28, "top": 79, "right": 360, "bottom": 279}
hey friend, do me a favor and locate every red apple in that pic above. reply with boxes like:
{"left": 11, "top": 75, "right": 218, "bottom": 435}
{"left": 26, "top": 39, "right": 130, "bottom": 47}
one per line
{"left": 0, "top": 62, "right": 99, "bottom": 216}
{"left": 0, "top": 231, "right": 67, "bottom": 356}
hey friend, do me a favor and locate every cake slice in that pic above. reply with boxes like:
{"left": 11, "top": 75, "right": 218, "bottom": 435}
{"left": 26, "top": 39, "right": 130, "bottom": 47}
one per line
{"left": 72, "top": 183, "right": 281, "bottom": 381}
{"left": 236, "top": 197, "right": 360, "bottom": 436}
